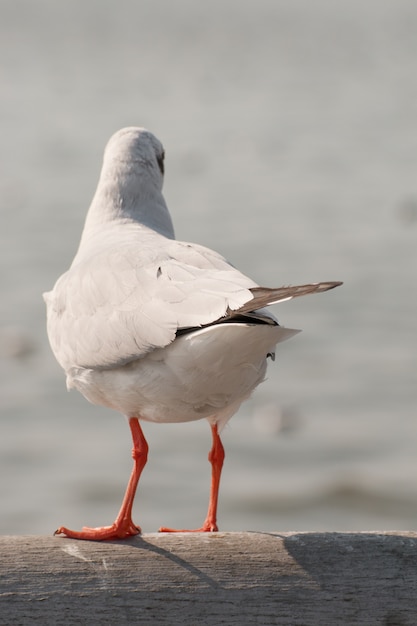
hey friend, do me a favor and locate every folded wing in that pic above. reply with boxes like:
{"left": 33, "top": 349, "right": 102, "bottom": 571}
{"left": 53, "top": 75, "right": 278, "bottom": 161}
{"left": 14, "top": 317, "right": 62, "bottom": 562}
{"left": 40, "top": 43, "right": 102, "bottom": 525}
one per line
{"left": 44, "top": 234, "right": 342, "bottom": 372}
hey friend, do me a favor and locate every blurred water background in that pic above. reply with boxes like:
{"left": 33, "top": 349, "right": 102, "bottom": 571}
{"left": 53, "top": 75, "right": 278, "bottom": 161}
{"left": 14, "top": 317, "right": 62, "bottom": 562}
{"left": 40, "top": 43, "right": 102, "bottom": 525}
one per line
{"left": 0, "top": 0, "right": 416, "bottom": 535}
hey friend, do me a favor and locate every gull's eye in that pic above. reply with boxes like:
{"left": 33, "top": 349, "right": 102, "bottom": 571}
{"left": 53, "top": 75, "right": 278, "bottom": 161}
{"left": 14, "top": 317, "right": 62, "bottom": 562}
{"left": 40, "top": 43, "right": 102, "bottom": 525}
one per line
{"left": 157, "top": 151, "right": 165, "bottom": 175}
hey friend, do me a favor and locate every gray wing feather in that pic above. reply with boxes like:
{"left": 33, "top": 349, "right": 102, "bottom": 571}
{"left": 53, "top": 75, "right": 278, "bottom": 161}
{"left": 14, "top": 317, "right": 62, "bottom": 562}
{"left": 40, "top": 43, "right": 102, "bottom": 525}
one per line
{"left": 44, "top": 229, "right": 342, "bottom": 372}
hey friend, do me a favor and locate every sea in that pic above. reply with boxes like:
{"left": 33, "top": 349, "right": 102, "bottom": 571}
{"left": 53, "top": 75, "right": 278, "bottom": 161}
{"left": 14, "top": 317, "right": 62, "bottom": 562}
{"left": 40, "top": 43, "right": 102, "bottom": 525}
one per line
{"left": 0, "top": 0, "right": 416, "bottom": 535}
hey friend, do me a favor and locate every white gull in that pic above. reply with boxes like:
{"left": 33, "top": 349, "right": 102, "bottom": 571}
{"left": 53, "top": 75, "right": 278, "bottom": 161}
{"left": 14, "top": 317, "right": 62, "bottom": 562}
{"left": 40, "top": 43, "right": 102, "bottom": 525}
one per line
{"left": 44, "top": 126, "right": 342, "bottom": 540}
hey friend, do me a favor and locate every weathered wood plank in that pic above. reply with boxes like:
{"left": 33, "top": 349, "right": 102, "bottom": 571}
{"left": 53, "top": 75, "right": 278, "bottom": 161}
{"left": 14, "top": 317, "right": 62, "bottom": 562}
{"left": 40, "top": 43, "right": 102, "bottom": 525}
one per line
{"left": 0, "top": 532, "right": 416, "bottom": 625}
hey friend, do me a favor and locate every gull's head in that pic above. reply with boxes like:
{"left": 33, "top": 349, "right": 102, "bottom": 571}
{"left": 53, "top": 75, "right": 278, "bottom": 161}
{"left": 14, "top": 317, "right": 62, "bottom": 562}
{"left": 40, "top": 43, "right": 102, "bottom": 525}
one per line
{"left": 82, "top": 127, "right": 174, "bottom": 240}
{"left": 101, "top": 127, "right": 165, "bottom": 191}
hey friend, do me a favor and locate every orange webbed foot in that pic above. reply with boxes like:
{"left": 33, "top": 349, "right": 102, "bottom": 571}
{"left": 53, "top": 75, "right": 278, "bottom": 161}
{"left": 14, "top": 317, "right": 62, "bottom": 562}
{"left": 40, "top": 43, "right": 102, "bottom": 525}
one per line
{"left": 158, "top": 521, "right": 218, "bottom": 533}
{"left": 54, "top": 520, "right": 141, "bottom": 541}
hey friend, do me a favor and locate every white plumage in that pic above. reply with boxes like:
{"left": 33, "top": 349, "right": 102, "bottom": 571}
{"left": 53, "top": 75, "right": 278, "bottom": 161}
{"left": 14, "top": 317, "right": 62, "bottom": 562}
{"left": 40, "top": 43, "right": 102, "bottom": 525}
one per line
{"left": 44, "top": 127, "right": 341, "bottom": 540}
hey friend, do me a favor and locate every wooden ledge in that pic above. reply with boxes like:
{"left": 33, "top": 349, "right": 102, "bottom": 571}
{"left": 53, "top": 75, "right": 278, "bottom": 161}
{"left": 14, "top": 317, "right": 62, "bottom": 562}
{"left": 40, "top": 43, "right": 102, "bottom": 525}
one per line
{"left": 1, "top": 531, "right": 416, "bottom": 624}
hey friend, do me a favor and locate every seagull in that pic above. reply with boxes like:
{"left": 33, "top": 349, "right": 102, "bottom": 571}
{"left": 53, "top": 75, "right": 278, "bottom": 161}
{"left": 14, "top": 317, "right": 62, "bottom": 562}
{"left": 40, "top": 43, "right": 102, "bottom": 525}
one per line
{"left": 44, "top": 127, "right": 342, "bottom": 541}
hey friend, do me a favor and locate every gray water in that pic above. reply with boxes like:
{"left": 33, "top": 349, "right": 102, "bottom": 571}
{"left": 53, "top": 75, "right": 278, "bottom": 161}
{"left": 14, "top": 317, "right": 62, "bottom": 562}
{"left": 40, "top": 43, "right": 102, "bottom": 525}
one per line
{"left": 1, "top": 0, "right": 416, "bottom": 536}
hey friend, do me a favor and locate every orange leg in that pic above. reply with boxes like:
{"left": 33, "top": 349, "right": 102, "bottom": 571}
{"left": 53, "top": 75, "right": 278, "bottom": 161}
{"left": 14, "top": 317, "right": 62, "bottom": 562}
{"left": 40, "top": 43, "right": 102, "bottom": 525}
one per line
{"left": 159, "top": 423, "right": 225, "bottom": 532}
{"left": 55, "top": 417, "right": 148, "bottom": 541}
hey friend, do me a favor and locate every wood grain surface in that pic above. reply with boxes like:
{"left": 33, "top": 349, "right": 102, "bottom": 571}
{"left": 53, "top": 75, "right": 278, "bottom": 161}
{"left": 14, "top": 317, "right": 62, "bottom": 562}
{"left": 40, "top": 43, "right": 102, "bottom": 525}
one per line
{"left": 1, "top": 531, "right": 416, "bottom": 625}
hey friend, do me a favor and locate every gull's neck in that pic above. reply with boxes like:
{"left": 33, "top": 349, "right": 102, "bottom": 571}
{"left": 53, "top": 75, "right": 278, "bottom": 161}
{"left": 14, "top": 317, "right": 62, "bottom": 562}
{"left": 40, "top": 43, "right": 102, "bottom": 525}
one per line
{"left": 75, "top": 164, "right": 175, "bottom": 259}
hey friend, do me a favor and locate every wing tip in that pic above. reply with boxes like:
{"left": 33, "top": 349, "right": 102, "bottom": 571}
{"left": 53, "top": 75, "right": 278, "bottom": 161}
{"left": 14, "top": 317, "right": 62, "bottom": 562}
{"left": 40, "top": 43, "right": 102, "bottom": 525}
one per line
{"left": 313, "top": 281, "right": 343, "bottom": 292}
